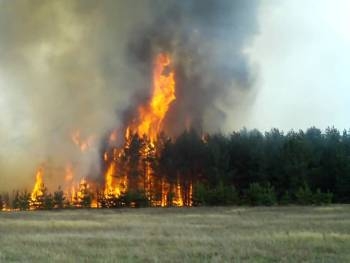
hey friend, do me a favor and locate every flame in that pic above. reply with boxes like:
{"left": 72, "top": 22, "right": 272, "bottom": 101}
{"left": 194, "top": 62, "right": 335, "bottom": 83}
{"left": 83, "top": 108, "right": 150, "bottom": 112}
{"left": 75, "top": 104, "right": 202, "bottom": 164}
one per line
{"left": 104, "top": 162, "right": 117, "bottom": 196}
{"left": 31, "top": 167, "right": 44, "bottom": 202}
{"left": 161, "top": 178, "right": 169, "bottom": 207}
{"left": 128, "top": 53, "right": 176, "bottom": 142}
{"left": 104, "top": 161, "right": 128, "bottom": 199}
{"left": 64, "top": 164, "right": 74, "bottom": 182}
{"left": 189, "top": 182, "right": 193, "bottom": 207}
{"left": 24, "top": 53, "right": 193, "bottom": 210}
{"left": 71, "top": 130, "right": 94, "bottom": 152}
{"left": 77, "top": 178, "right": 87, "bottom": 202}
{"left": 173, "top": 178, "right": 184, "bottom": 207}
{"left": 109, "top": 130, "right": 118, "bottom": 143}
{"left": 75, "top": 178, "right": 97, "bottom": 208}
{"left": 91, "top": 199, "right": 98, "bottom": 208}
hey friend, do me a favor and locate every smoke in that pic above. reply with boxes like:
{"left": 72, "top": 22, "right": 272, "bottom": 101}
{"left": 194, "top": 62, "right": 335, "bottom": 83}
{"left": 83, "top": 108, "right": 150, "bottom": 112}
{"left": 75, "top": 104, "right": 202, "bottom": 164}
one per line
{"left": 126, "top": 0, "right": 259, "bottom": 135}
{"left": 0, "top": 0, "right": 259, "bottom": 191}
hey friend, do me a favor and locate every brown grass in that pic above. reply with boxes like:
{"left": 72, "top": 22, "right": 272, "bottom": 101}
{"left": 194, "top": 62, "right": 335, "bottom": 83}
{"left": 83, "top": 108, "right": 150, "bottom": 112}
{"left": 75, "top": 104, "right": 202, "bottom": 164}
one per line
{"left": 0, "top": 206, "right": 350, "bottom": 262}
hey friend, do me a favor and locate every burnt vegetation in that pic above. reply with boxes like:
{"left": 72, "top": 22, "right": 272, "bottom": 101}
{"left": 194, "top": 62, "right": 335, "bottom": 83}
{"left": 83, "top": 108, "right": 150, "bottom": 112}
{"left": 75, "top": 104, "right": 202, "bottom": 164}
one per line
{"left": 1, "top": 126, "right": 350, "bottom": 210}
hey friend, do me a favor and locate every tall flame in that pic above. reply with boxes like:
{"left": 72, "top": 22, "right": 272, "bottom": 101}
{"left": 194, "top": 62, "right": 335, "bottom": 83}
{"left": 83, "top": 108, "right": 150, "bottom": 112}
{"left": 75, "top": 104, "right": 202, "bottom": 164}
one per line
{"left": 128, "top": 53, "right": 176, "bottom": 142}
{"left": 25, "top": 53, "right": 193, "bottom": 209}
{"left": 103, "top": 53, "right": 177, "bottom": 203}
{"left": 104, "top": 162, "right": 118, "bottom": 196}
{"left": 31, "top": 167, "right": 44, "bottom": 201}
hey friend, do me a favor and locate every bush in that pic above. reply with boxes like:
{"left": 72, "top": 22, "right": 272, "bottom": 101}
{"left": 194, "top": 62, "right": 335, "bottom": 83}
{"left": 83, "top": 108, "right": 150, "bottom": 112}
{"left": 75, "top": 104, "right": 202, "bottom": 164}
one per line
{"left": 193, "top": 182, "right": 239, "bottom": 206}
{"left": 245, "top": 183, "right": 276, "bottom": 206}
{"left": 12, "top": 191, "right": 31, "bottom": 210}
{"left": 120, "top": 190, "right": 149, "bottom": 208}
{"left": 222, "top": 185, "right": 239, "bottom": 205}
{"left": 295, "top": 184, "right": 313, "bottom": 205}
{"left": 43, "top": 194, "right": 54, "bottom": 209}
{"left": 280, "top": 191, "right": 292, "bottom": 205}
{"left": 193, "top": 183, "right": 207, "bottom": 206}
{"left": 53, "top": 187, "right": 65, "bottom": 209}
{"left": 313, "top": 189, "right": 333, "bottom": 205}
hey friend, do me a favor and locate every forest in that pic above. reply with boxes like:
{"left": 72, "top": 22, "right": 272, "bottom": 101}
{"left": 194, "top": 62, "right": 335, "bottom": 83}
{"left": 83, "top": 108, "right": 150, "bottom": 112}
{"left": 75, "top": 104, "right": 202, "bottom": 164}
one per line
{"left": 1, "top": 126, "right": 350, "bottom": 210}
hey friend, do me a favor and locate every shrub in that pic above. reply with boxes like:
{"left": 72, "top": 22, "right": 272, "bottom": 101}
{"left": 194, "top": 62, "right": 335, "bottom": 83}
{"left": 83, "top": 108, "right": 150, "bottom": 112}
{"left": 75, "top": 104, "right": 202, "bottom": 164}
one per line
{"left": 193, "top": 183, "right": 207, "bottom": 206}
{"left": 223, "top": 185, "right": 239, "bottom": 205}
{"left": 43, "top": 194, "right": 54, "bottom": 210}
{"left": 53, "top": 187, "right": 65, "bottom": 209}
{"left": 295, "top": 184, "right": 313, "bottom": 205}
{"left": 280, "top": 191, "right": 292, "bottom": 205}
{"left": 120, "top": 190, "right": 149, "bottom": 208}
{"left": 12, "top": 191, "right": 31, "bottom": 210}
{"left": 245, "top": 183, "right": 276, "bottom": 206}
{"left": 193, "top": 182, "right": 239, "bottom": 206}
{"left": 313, "top": 189, "right": 333, "bottom": 205}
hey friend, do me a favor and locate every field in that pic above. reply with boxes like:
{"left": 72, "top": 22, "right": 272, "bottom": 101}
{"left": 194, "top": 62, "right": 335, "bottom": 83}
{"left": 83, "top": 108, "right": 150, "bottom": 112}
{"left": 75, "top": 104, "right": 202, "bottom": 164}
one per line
{"left": 0, "top": 206, "right": 349, "bottom": 262}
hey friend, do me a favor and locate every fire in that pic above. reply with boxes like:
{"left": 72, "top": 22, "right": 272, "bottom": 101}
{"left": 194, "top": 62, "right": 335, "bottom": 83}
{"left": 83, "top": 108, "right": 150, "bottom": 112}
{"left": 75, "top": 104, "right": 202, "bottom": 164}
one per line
{"left": 161, "top": 178, "right": 169, "bottom": 207}
{"left": 173, "top": 178, "right": 184, "bottom": 207}
{"left": 109, "top": 130, "right": 118, "bottom": 143}
{"left": 102, "top": 53, "right": 178, "bottom": 205}
{"left": 31, "top": 167, "right": 44, "bottom": 202}
{"left": 23, "top": 52, "right": 194, "bottom": 210}
{"left": 64, "top": 164, "right": 74, "bottom": 182}
{"left": 128, "top": 53, "right": 176, "bottom": 142}
{"left": 101, "top": 52, "right": 194, "bottom": 207}
{"left": 104, "top": 162, "right": 117, "bottom": 196}
{"left": 71, "top": 130, "right": 94, "bottom": 152}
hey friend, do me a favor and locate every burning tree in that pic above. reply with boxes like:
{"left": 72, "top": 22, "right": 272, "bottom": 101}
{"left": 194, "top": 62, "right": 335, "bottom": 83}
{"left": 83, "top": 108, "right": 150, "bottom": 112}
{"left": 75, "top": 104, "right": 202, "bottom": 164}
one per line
{"left": 24, "top": 52, "right": 195, "bottom": 210}
{"left": 99, "top": 53, "right": 192, "bottom": 207}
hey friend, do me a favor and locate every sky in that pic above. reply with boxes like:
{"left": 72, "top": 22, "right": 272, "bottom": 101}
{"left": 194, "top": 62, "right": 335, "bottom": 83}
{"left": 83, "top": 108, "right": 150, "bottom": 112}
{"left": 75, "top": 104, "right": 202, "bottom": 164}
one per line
{"left": 0, "top": 0, "right": 349, "bottom": 189}
{"left": 246, "top": 0, "right": 350, "bottom": 132}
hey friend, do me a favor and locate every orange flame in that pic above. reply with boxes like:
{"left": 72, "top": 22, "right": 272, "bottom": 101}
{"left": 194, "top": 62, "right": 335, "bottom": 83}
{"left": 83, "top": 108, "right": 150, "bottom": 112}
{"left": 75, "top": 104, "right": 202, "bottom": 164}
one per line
{"left": 173, "top": 178, "right": 184, "bottom": 207}
{"left": 104, "top": 161, "right": 128, "bottom": 199}
{"left": 104, "top": 162, "right": 117, "bottom": 196}
{"left": 71, "top": 130, "right": 94, "bottom": 152}
{"left": 161, "top": 178, "right": 169, "bottom": 207}
{"left": 31, "top": 167, "right": 44, "bottom": 202}
{"left": 128, "top": 53, "right": 176, "bottom": 142}
{"left": 64, "top": 164, "right": 74, "bottom": 182}
{"left": 109, "top": 130, "right": 118, "bottom": 143}
{"left": 26, "top": 53, "right": 193, "bottom": 210}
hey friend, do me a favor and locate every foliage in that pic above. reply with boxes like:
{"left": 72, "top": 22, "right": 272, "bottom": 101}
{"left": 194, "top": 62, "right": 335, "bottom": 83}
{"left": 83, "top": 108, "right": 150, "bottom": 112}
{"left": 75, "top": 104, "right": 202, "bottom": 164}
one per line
{"left": 313, "top": 189, "right": 333, "bottom": 205}
{"left": 53, "top": 187, "right": 65, "bottom": 209}
{"left": 193, "top": 182, "right": 238, "bottom": 206}
{"left": 295, "top": 183, "right": 314, "bottom": 205}
{"left": 120, "top": 190, "right": 150, "bottom": 208}
{"left": 12, "top": 191, "right": 31, "bottom": 210}
{"left": 245, "top": 183, "right": 276, "bottom": 206}
{"left": 3, "top": 126, "right": 350, "bottom": 209}
{"left": 279, "top": 191, "right": 292, "bottom": 205}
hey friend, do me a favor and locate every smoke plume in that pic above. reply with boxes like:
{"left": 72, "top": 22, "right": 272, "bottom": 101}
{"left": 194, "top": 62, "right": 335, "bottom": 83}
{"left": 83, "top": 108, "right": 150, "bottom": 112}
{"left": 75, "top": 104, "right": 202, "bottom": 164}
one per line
{"left": 0, "top": 0, "right": 259, "bottom": 191}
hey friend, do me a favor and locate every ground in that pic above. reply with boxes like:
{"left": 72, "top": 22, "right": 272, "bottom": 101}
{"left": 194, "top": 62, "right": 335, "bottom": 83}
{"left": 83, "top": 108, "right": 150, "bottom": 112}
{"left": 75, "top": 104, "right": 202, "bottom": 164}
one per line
{"left": 0, "top": 206, "right": 349, "bottom": 262}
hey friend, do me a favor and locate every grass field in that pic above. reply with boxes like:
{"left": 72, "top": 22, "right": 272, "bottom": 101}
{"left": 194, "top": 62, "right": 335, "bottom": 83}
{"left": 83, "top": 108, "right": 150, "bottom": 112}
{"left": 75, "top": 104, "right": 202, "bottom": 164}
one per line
{"left": 0, "top": 206, "right": 349, "bottom": 262}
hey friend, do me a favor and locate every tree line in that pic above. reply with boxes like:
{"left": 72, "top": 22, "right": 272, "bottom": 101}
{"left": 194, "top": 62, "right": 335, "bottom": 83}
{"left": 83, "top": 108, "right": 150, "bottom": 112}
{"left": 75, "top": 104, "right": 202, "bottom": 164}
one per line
{"left": 1, "top": 126, "right": 349, "bottom": 210}
{"left": 155, "top": 126, "right": 349, "bottom": 206}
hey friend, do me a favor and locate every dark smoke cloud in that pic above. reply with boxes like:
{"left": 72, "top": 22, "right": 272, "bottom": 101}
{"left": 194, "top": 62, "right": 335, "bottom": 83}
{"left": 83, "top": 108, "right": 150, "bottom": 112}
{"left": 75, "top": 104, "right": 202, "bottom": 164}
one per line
{"left": 0, "top": 0, "right": 259, "bottom": 191}
{"left": 127, "top": 0, "right": 259, "bottom": 135}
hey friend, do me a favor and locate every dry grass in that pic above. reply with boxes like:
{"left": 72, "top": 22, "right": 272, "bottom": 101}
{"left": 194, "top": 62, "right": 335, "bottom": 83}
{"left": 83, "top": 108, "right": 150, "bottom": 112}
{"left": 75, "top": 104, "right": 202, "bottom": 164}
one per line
{"left": 0, "top": 206, "right": 350, "bottom": 262}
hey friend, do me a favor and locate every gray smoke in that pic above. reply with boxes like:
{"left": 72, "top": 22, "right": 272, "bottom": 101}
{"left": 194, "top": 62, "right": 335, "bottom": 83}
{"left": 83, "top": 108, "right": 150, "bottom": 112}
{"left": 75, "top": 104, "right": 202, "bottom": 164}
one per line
{"left": 126, "top": 0, "right": 259, "bottom": 135}
{"left": 0, "top": 0, "right": 259, "bottom": 191}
